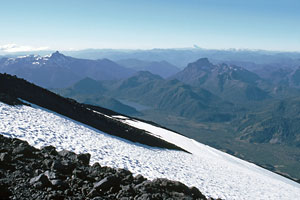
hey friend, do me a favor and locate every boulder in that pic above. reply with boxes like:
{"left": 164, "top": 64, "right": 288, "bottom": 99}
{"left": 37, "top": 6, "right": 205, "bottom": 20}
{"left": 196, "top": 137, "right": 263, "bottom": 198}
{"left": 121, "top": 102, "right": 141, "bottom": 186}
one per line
{"left": 50, "top": 179, "right": 68, "bottom": 190}
{"left": 0, "top": 152, "right": 11, "bottom": 163}
{"left": 12, "top": 143, "right": 36, "bottom": 158}
{"left": 93, "top": 175, "right": 121, "bottom": 192}
{"left": 0, "top": 180, "right": 11, "bottom": 199}
{"left": 30, "top": 174, "right": 51, "bottom": 188}
{"left": 77, "top": 153, "right": 91, "bottom": 165}
{"left": 58, "top": 150, "right": 77, "bottom": 161}
{"left": 44, "top": 170, "right": 62, "bottom": 180}
{"left": 41, "top": 145, "right": 57, "bottom": 156}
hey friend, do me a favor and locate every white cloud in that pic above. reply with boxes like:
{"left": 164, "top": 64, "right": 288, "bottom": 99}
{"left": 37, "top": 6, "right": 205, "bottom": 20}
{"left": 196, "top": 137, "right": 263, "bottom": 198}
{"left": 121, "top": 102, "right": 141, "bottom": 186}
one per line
{"left": 0, "top": 43, "right": 49, "bottom": 53}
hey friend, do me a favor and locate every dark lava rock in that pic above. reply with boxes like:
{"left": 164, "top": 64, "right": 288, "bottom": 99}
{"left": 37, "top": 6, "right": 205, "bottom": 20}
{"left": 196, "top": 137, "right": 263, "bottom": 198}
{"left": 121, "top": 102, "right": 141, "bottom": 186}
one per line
{"left": 41, "top": 145, "right": 58, "bottom": 156}
{"left": 77, "top": 153, "right": 91, "bottom": 166}
{"left": 0, "top": 152, "right": 11, "bottom": 162}
{"left": 134, "top": 174, "right": 146, "bottom": 184}
{"left": 44, "top": 170, "right": 62, "bottom": 180}
{"left": 58, "top": 149, "right": 77, "bottom": 160}
{"left": 50, "top": 179, "right": 68, "bottom": 190}
{"left": 51, "top": 160, "right": 65, "bottom": 171}
{"left": 93, "top": 175, "right": 121, "bottom": 192}
{"left": 0, "top": 93, "right": 25, "bottom": 106}
{"left": 43, "top": 159, "right": 53, "bottom": 169}
{"left": 30, "top": 174, "right": 51, "bottom": 188}
{"left": 0, "top": 134, "right": 209, "bottom": 200}
{"left": 12, "top": 142, "right": 36, "bottom": 158}
{"left": 51, "top": 159, "right": 74, "bottom": 174}
{"left": 73, "top": 168, "right": 86, "bottom": 179}
{"left": 87, "top": 188, "right": 100, "bottom": 198}
{"left": 0, "top": 180, "right": 12, "bottom": 198}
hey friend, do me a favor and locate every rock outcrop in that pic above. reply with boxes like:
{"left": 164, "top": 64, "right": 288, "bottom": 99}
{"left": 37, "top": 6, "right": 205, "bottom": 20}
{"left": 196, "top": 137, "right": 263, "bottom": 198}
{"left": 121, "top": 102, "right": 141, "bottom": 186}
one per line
{"left": 0, "top": 134, "right": 208, "bottom": 200}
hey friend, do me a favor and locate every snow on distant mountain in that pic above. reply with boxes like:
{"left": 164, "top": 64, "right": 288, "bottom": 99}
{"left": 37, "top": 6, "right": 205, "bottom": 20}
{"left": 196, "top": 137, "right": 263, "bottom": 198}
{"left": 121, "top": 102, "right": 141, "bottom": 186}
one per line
{"left": 0, "top": 101, "right": 299, "bottom": 200}
{"left": 0, "top": 51, "right": 135, "bottom": 88}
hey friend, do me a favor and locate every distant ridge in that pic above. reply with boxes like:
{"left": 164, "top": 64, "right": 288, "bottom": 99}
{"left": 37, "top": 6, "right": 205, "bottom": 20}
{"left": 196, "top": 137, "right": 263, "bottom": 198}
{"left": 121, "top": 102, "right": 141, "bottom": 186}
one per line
{"left": 172, "top": 58, "right": 270, "bottom": 103}
{"left": 116, "top": 58, "right": 180, "bottom": 78}
{"left": 54, "top": 77, "right": 140, "bottom": 115}
{"left": 0, "top": 52, "right": 135, "bottom": 88}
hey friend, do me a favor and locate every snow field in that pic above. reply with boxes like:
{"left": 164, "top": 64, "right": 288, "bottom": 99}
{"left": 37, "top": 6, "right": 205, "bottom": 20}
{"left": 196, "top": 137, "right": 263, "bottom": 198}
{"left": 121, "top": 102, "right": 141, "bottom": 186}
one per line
{"left": 0, "top": 102, "right": 299, "bottom": 199}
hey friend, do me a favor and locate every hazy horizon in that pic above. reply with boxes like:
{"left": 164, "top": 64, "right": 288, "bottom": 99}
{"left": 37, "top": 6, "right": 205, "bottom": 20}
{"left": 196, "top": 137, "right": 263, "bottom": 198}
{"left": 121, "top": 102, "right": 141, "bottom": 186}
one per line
{"left": 1, "top": 0, "right": 300, "bottom": 53}
{"left": 1, "top": 46, "right": 300, "bottom": 55}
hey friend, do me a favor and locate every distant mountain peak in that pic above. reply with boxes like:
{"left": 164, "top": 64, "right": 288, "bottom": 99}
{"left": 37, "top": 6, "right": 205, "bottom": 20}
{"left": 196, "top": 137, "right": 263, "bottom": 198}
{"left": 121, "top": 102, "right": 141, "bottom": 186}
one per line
{"left": 194, "top": 58, "right": 211, "bottom": 66}
{"left": 185, "top": 58, "right": 214, "bottom": 71}
{"left": 50, "top": 51, "right": 65, "bottom": 58}
{"left": 172, "top": 58, "right": 265, "bottom": 102}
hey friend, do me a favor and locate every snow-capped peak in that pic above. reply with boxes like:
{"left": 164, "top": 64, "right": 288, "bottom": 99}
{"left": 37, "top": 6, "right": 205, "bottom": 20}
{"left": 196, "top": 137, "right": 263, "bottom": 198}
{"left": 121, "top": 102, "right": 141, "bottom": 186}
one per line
{"left": 1, "top": 51, "right": 71, "bottom": 67}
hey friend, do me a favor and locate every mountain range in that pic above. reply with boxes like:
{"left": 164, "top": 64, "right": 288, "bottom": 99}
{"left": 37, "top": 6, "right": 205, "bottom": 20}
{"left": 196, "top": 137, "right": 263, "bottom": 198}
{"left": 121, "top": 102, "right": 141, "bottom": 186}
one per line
{"left": 2, "top": 52, "right": 300, "bottom": 182}
{"left": 109, "top": 71, "right": 237, "bottom": 122}
{"left": 0, "top": 51, "right": 135, "bottom": 88}
{"left": 56, "top": 71, "right": 236, "bottom": 122}
{"left": 62, "top": 48, "right": 300, "bottom": 69}
{"left": 263, "top": 66, "right": 300, "bottom": 88}
{"left": 53, "top": 57, "right": 300, "bottom": 181}
{"left": 172, "top": 58, "right": 271, "bottom": 103}
{"left": 3, "top": 48, "right": 300, "bottom": 70}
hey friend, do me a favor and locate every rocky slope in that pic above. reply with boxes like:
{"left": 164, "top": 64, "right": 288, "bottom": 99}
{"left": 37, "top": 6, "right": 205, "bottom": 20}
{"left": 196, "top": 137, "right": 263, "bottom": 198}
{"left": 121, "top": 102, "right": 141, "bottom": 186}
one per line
{"left": 0, "top": 135, "right": 208, "bottom": 200}
{"left": 237, "top": 97, "right": 300, "bottom": 147}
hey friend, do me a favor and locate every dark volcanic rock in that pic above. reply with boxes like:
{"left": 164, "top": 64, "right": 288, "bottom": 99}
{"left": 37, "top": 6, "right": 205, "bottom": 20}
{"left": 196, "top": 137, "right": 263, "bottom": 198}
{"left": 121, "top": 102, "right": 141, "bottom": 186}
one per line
{"left": 50, "top": 179, "right": 68, "bottom": 190}
{"left": 0, "top": 180, "right": 12, "bottom": 198}
{"left": 0, "top": 134, "right": 209, "bottom": 199}
{"left": 0, "top": 93, "right": 25, "bottom": 106}
{"left": 93, "top": 175, "right": 121, "bottom": 192}
{"left": 77, "top": 153, "right": 91, "bottom": 166}
{"left": 0, "top": 152, "right": 11, "bottom": 162}
{"left": 13, "top": 142, "right": 37, "bottom": 158}
{"left": 30, "top": 174, "right": 51, "bottom": 188}
{"left": 41, "top": 145, "right": 58, "bottom": 156}
{"left": 44, "top": 170, "right": 62, "bottom": 180}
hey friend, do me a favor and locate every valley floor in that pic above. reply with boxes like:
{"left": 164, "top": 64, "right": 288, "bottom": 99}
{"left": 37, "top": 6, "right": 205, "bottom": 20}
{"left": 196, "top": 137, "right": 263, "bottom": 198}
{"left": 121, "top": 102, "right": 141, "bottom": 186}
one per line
{"left": 135, "top": 109, "right": 300, "bottom": 181}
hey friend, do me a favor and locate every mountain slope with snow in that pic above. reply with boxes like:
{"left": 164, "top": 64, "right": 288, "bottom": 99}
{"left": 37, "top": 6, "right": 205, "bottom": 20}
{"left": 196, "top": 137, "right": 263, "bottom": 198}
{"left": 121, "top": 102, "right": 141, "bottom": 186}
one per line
{"left": 0, "top": 51, "right": 135, "bottom": 88}
{"left": 0, "top": 102, "right": 299, "bottom": 200}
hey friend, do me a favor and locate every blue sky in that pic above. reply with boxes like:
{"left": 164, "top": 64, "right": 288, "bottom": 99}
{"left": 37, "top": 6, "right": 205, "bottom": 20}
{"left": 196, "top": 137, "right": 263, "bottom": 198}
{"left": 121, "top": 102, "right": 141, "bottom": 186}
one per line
{"left": 0, "top": 0, "right": 299, "bottom": 52}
